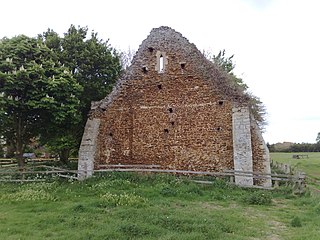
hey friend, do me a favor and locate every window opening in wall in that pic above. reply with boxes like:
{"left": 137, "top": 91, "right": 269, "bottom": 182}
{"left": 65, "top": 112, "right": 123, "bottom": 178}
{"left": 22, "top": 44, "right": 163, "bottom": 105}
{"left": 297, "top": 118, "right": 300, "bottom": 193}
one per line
{"left": 216, "top": 127, "right": 222, "bottom": 131}
{"left": 157, "top": 84, "right": 162, "bottom": 90}
{"left": 164, "top": 129, "right": 169, "bottom": 133}
{"left": 148, "top": 47, "right": 154, "bottom": 52}
{"left": 142, "top": 66, "right": 148, "bottom": 73}
{"left": 180, "top": 62, "right": 186, "bottom": 69}
{"left": 170, "top": 121, "right": 175, "bottom": 126}
{"left": 109, "top": 132, "right": 113, "bottom": 137}
{"left": 159, "top": 55, "right": 164, "bottom": 72}
{"left": 168, "top": 107, "right": 173, "bottom": 113}
{"left": 218, "top": 100, "right": 224, "bottom": 106}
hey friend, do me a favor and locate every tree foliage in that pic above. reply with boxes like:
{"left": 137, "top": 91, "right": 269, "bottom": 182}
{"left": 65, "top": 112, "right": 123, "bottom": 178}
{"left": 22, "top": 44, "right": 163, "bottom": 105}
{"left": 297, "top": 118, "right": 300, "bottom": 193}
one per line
{"left": 38, "top": 25, "right": 122, "bottom": 163}
{"left": 268, "top": 134, "right": 320, "bottom": 152}
{"left": 210, "top": 50, "right": 267, "bottom": 131}
{"left": 269, "top": 142, "right": 320, "bottom": 152}
{"left": 0, "top": 35, "right": 82, "bottom": 167}
{"left": 246, "top": 92, "right": 268, "bottom": 131}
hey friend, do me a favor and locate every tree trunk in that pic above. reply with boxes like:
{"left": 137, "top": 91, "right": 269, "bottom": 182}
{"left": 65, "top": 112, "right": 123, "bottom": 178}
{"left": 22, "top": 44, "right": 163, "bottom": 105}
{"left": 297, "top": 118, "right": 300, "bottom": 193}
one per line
{"left": 16, "top": 137, "right": 25, "bottom": 171}
{"left": 6, "top": 140, "right": 15, "bottom": 158}
{"left": 59, "top": 149, "right": 70, "bottom": 165}
{"left": 15, "top": 114, "right": 25, "bottom": 170}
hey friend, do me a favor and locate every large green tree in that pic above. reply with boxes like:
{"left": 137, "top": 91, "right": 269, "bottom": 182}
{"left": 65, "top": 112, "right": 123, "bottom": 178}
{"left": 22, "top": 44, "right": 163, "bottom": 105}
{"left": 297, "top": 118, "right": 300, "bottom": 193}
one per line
{"left": 39, "top": 25, "right": 122, "bottom": 163}
{"left": 210, "top": 50, "right": 267, "bottom": 131}
{"left": 0, "top": 35, "right": 82, "bottom": 168}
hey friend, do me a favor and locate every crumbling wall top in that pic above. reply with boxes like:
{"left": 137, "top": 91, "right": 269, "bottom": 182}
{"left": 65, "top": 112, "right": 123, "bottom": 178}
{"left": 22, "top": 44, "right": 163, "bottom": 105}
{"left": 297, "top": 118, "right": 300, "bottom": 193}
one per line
{"left": 91, "top": 26, "right": 249, "bottom": 115}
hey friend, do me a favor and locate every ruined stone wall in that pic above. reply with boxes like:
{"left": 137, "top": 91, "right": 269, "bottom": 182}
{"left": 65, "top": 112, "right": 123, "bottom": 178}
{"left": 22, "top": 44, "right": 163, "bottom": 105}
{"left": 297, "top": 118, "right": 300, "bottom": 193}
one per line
{"left": 79, "top": 26, "right": 271, "bottom": 184}
{"left": 251, "top": 118, "right": 272, "bottom": 187}
{"left": 91, "top": 26, "right": 248, "bottom": 172}
{"left": 96, "top": 63, "right": 235, "bottom": 171}
{"left": 78, "top": 118, "right": 100, "bottom": 179}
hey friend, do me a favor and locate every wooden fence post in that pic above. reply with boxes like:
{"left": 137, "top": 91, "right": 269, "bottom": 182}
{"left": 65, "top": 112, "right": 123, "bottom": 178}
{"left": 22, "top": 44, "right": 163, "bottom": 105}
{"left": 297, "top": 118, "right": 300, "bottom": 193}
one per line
{"left": 293, "top": 171, "right": 306, "bottom": 194}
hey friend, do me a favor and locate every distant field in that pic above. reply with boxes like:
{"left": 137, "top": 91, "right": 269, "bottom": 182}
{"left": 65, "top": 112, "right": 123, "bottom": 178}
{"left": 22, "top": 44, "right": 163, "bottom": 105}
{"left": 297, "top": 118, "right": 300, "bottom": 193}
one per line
{"left": 270, "top": 152, "right": 320, "bottom": 180}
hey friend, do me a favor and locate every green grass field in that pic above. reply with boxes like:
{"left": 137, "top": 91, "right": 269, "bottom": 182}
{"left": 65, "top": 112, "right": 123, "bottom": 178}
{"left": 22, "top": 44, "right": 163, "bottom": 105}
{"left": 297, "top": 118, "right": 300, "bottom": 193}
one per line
{"left": 270, "top": 152, "right": 320, "bottom": 180}
{"left": 1, "top": 172, "right": 320, "bottom": 240}
{"left": 271, "top": 152, "right": 320, "bottom": 194}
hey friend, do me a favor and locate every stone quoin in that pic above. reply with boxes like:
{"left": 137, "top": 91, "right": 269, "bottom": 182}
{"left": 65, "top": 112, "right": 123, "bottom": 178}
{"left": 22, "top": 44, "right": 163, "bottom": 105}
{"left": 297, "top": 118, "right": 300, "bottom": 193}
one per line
{"left": 78, "top": 26, "right": 271, "bottom": 187}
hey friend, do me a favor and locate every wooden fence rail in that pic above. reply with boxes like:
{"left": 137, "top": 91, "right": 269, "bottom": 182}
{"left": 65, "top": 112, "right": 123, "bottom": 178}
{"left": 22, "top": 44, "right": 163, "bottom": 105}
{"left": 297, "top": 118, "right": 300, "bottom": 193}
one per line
{"left": 94, "top": 164, "right": 305, "bottom": 192}
{"left": 0, "top": 165, "right": 78, "bottom": 182}
{"left": 0, "top": 163, "right": 306, "bottom": 192}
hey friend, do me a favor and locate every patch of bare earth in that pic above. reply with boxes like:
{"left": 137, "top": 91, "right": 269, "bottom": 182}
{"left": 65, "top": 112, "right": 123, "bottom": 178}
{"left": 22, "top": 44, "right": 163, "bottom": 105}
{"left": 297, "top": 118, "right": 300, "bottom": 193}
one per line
{"left": 199, "top": 202, "right": 225, "bottom": 210}
{"left": 243, "top": 204, "right": 288, "bottom": 240}
{"left": 265, "top": 220, "right": 287, "bottom": 240}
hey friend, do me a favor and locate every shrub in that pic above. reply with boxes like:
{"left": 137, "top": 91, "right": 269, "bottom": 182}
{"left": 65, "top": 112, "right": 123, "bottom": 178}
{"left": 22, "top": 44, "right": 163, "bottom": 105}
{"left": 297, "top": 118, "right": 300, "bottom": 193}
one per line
{"left": 185, "top": 185, "right": 203, "bottom": 196}
{"left": 0, "top": 189, "right": 56, "bottom": 202}
{"left": 119, "top": 223, "right": 150, "bottom": 237}
{"left": 315, "top": 204, "right": 320, "bottom": 214}
{"left": 89, "top": 179, "right": 136, "bottom": 192}
{"left": 211, "top": 178, "right": 232, "bottom": 189}
{"left": 72, "top": 204, "right": 86, "bottom": 212}
{"left": 291, "top": 216, "right": 302, "bottom": 227}
{"left": 160, "top": 186, "right": 177, "bottom": 197}
{"left": 19, "top": 182, "right": 57, "bottom": 191}
{"left": 100, "top": 192, "right": 147, "bottom": 207}
{"left": 243, "top": 191, "right": 272, "bottom": 205}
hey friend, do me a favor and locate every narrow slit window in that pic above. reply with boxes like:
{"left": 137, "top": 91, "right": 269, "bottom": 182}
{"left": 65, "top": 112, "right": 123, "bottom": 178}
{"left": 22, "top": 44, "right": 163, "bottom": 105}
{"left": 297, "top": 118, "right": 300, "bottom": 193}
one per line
{"left": 159, "top": 55, "right": 164, "bottom": 72}
{"left": 157, "top": 84, "right": 162, "bottom": 90}
{"left": 142, "top": 66, "right": 148, "bottom": 73}
{"left": 168, "top": 107, "right": 173, "bottom": 113}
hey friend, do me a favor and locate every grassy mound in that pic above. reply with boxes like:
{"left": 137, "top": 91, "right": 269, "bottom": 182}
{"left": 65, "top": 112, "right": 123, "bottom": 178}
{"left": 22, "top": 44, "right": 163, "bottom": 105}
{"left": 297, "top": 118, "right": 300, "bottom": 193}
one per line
{"left": 0, "top": 172, "right": 320, "bottom": 239}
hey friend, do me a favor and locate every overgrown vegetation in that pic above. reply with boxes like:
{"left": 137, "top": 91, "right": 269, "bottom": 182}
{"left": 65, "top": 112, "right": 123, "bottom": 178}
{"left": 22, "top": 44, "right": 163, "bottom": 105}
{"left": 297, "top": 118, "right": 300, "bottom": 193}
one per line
{"left": 208, "top": 50, "right": 267, "bottom": 131}
{"left": 0, "top": 35, "right": 83, "bottom": 167}
{"left": 0, "top": 26, "right": 122, "bottom": 165}
{"left": 1, "top": 172, "right": 320, "bottom": 239}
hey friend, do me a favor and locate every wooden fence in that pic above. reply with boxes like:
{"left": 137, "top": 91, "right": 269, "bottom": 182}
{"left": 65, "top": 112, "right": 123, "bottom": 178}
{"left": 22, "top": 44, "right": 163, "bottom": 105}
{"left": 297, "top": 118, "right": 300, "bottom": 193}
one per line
{"left": 0, "top": 161, "right": 306, "bottom": 193}
{"left": 0, "top": 165, "right": 78, "bottom": 182}
{"left": 95, "top": 164, "right": 306, "bottom": 192}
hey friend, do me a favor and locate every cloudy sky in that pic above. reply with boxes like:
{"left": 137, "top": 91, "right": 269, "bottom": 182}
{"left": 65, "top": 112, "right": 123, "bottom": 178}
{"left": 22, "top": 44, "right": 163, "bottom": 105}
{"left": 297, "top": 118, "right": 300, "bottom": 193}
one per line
{"left": 1, "top": 0, "right": 319, "bottom": 143}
